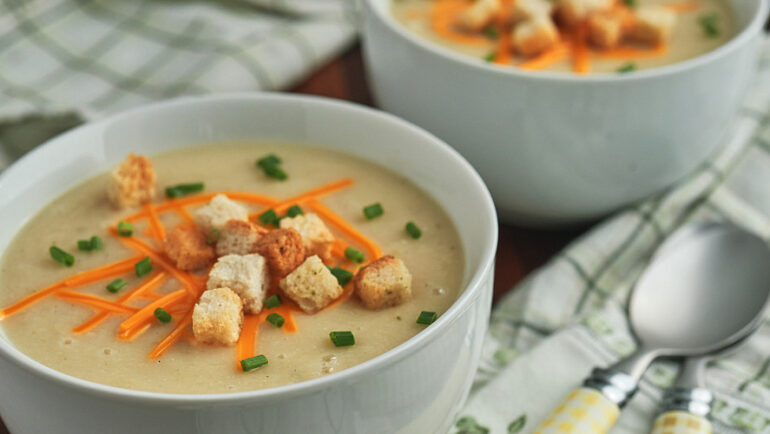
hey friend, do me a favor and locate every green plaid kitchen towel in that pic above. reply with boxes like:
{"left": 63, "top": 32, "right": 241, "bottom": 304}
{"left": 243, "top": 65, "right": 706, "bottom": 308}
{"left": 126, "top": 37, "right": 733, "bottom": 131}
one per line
{"left": 456, "top": 38, "right": 770, "bottom": 434}
{"left": 0, "top": 0, "right": 356, "bottom": 169}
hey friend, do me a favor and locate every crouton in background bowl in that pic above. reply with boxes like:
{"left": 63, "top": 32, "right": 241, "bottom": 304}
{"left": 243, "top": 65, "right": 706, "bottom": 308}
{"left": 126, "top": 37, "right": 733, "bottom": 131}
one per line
{"left": 0, "top": 94, "right": 497, "bottom": 434}
{"left": 361, "top": 0, "right": 768, "bottom": 225}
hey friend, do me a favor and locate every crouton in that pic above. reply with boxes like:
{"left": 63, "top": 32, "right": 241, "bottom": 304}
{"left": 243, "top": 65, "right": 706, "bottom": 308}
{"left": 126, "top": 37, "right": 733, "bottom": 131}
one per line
{"left": 254, "top": 228, "right": 306, "bottom": 278}
{"left": 207, "top": 254, "right": 269, "bottom": 314}
{"left": 511, "top": 0, "right": 553, "bottom": 24}
{"left": 627, "top": 6, "right": 676, "bottom": 45}
{"left": 555, "top": 0, "right": 613, "bottom": 27}
{"left": 192, "top": 287, "right": 244, "bottom": 345}
{"left": 457, "top": 0, "right": 502, "bottom": 31}
{"left": 512, "top": 18, "right": 559, "bottom": 57}
{"left": 163, "top": 225, "right": 216, "bottom": 271}
{"left": 279, "top": 213, "right": 335, "bottom": 261}
{"left": 587, "top": 10, "right": 624, "bottom": 49}
{"left": 279, "top": 255, "right": 343, "bottom": 313}
{"left": 354, "top": 255, "right": 413, "bottom": 310}
{"left": 216, "top": 219, "right": 267, "bottom": 257}
{"left": 106, "top": 154, "right": 156, "bottom": 209}
{"left": 194, "top": 194, "right": 249, "bottom": 234}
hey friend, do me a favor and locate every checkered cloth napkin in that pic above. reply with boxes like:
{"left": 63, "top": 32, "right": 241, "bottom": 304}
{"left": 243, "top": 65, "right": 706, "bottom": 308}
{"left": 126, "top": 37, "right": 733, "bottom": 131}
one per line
{"left": 456, "top": 38, "right": 770, "bottom": 434}
{"left": 0, "top": 0, "right": 356, "bottom": 170}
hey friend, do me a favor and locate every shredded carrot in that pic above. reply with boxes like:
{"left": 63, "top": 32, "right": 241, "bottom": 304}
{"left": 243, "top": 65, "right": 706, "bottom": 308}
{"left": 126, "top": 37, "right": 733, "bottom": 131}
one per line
{"left": 175, "top": 207, "right": 194, "bottom": 224}
{"left": 666, "top": 1, "right": 700, "bottom": 13}
{"left": 148, "top": 308, "right": 194, "bottom": 359}
{"left": 493, "top": 27, "right": 513, "bottom": 65}
{"left": 572, "top": 25, "right": 591, "bottom": 74}
{"left": 118, "top": 289, "right": 189, "bottom": 333}
{"left": 331, "top": 239, "right": 347, "bottom": 258}
{"left": 431, "top": 0, "right": 491, "bottom": 46}
{"left": 248, "top": 178, "right": 355, "bottom": 218}
{"left": 307, "top": 199, "right": 383, "bottom": 261}
{"left": 144, "top": 202, "right": 166, "bottom": 245}
{"left": 236, "top": 315, "right": 261, "bottom": 369}
{"left": 63, "top": 256, "right": 141, "bottom": 287}
{"left": 0, "top": 282, "right": 66, "bottom": 319}
{"left": 56, "top": 291, "right": 139, "bottom": 315}
{"left": 219, "top": 192, "right": 277, "bottom": 207}
{"left": 594, "top": 44, "right": 667, "bottom": 59}
{"left": 518, "top": 42, "right": 570, "bottom": 70}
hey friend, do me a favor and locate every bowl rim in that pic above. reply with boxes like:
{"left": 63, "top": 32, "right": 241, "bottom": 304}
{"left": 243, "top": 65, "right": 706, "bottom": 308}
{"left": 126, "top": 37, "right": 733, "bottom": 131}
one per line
{"left": 0, "top": 92, "right": 499, "bottom": 405}
{"left": 364, "top": 0, "right": 769, "bottom": 82}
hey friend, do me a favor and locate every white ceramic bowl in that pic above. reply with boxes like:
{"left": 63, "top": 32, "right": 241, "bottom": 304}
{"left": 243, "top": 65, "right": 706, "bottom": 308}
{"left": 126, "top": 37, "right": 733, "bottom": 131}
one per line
{"left": 361, "top": 0, "right": 769, "bottom": 225}
{"left": 0, "top": 94, "right": 498, "bottom": 434}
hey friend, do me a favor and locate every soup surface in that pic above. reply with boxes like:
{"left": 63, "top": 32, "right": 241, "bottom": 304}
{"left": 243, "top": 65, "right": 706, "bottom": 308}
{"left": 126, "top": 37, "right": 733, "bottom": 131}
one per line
{"left": 392, "top": 0, "right": 735, "bottom": 73}
{"left": 0, "top": 143, "right": 464, "bottom": 394}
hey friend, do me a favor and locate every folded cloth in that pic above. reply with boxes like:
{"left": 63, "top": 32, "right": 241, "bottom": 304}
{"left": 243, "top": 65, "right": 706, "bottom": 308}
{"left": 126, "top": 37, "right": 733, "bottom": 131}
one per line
{"left": 0, "top": 0, "right": 357, "bottom": 170}
{"left": 457, "top": 38, "right": 770, "bottom": 434}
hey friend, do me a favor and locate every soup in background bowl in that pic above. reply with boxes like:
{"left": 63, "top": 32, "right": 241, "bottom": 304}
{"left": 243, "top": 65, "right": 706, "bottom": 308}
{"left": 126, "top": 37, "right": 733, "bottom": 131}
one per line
{"left": 0, "top": 94, "right": 497, "bottom": 434}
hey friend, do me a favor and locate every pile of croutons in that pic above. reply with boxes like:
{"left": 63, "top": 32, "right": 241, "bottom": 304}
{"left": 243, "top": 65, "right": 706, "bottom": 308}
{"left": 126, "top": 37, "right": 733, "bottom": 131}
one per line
{"left": 107, "top": 154, "right": 414, "bottom": 347}
{"left": 459, "top": 0, "right": 677, "bottom": 57}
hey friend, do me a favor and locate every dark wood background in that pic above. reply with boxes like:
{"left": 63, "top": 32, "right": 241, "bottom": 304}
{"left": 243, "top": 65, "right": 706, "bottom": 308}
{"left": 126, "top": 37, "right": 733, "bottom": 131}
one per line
{"left": 0, "top": 43, "right": 589, "bottom": 434}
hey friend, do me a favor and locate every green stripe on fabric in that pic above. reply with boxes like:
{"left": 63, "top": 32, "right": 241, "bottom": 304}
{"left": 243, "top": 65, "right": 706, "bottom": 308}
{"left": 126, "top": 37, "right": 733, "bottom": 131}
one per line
{"left": 0, "top": 73, "right": 51, "bottom": 107}
{"left": 0, "top": 0, "right": 80, "bottom": 52}
{"left": 738, "top": 356, "right": 770, "bottom": 392}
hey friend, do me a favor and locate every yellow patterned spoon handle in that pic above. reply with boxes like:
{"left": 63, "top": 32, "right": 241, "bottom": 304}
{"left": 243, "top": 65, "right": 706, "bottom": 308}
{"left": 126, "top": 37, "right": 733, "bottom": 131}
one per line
{"left": 533, "top": 387, "right": 620, "bottom": 434}
{"left": 650, "top": 411, "right": 713, "bottom": 434}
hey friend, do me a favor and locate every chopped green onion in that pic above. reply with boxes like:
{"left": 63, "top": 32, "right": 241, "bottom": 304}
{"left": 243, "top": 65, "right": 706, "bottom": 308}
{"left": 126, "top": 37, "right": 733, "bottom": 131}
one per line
{"left": 286, "top": 205, "right": 304, "bottom": 218}
{"left": 153, "top": 308, "right": 172, "bottom": 323}
{"left": 258, "top": 209, "right": 280, "bottom": 227}
{"left": 165, "top": 182, "right": 204, "bottom": 198}
{"left": 90, "top": 236, "right": 103, "bottom": 251}
{"left": 256, "top": 154, "right": 287, "bottom": 181}
{"left": 78, "top": 235, "right": 103, "bottom": 251}
{"left": 699, "top": 13, "right": 720, "bottom": 37}
{"left": 266, "top": 313, "right": 285, "bottom": 328}
{"left": 417, "top": 311, "right": 438, "bottom": 325}
{"left": 363, "top": 203, "right": 384, "bottom": 220}
{"left": 405, "top": 222, "right": 422, "bottom": 239}
{"left": 207, "top": 228, "right": 221, "bottom": 245}
{"left": 257, "top": 154, "right": 282, "bottom": 167}
{"left": 49, "top": 246, "right": 74, "bottom": 267}
{"left": 117, "top": 221, "right": 133, "bottom": 237}
{"left": 328, "top": 267, "right": 354, "bottom": 287}
{"left": 106, "top": 279, "right": 127, "bottom": 293}
{"left": 135, "top": 257, "right": 152, "bottom": 277}
{"left": 240, "top": 354, "right": 268, "bottom": 372}
{"left": 265, "top": 294, "right": 282, "bottom": 309}
{"left": 345, "top": 247, "right": 365, "bottom": 264}
{"left": 623, "top": 0, "right": 636, "bottom": 7}
{"left": 482, "top": 26, "right": 499, "bottom": 40}
{"left": 329, "top": 331, "right": 355, "bottom": 347}
{"left": 483, "top": 52, "right": 496, "bottom": 62}
{"left": 617, "top": 63, "right": 636, "bottom": 73}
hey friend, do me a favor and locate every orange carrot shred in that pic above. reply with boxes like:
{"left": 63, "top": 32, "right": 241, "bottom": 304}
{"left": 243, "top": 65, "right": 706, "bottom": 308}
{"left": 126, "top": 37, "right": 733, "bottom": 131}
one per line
{"left": 63, "top": 256, "right": 141, "bottom": 287}
{"left": 519, "top": 42, "right": 569, "bottom": 70}
{"left": 56, "top": 291, "right": 139, "bottom": 315}
{"left": 572, "top": 25, "right": 591, "bottom": 74}
{"left": 144, "top": 202, "right": 166, "bottom": 245}
{"left": 0, "top": 282, "right": 66, "bottom": 319}
{"left": 666, "top": 1, "right": 700, "bottom": 13}
{"left": 248, "top": 178, "right": 355, "bottom": 218}
{"left": 175, "top": 207, "right": 194, "bottom": 224}
{"left": 307, "top": 199, "right": 383, "bottom": 261}
{"left": 148, "top": 307, "right": 193, "bottom": 359}
{"left": 236, "top": 315, "right": 261, "bottom": 369}
{"left": 431, "top": 0, "right": 491, "bottom": 46}
{"left": 118, "top": 289, "right": 188, "bottom": 332}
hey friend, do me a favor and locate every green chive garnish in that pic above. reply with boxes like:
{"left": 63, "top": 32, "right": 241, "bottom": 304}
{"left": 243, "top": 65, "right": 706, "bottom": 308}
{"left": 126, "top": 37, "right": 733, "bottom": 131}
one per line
{"left": 165, "top": 182, "right": 205, "bottom": 198}
{"left": 623, "top": 0, "right": 636, "bottom": 7}
{"left": 329, "top": 331, "right": 355, "bottom": 347}
{"left": 78, "top": 235, "right": 103, "bottom": 251}
{"left": 363, "top": 203, "right": 384, "bottom": 220}
{"left": 483, "top": 52, "right": 496, "bottom": 62}
{"left": 417, "top": 311, "right": 437, "bottom": 325}
{"left": 286, "top": 205, "right": 304, "bottom": 218}
{"left": 49, "top": 246, "right": 74, "bottom": 267}
{"left": 405, "top": 222, "right": 422, "bottom": 239}
{"left": 117, "top": 221, "right": 133, "bottom": 237}
{"left": 135, "top": 257, "right": 152, "bottom": 277}
{"left": 256, "top": 154, "right": 287, "bottom": 180}
{"left": 154, "top": 308, "right": 172, "bottom": 323}
{"left": 328, "top": 267, "right": 354, "bottom": 287}
{"left": 345, "top": 247, "right": 365, "bottom": 264}
{"left": 266, "top": 313, "right": 285, "bottom": 328}
{"left": 207, "top": 228, "right": 220, "bottom": 245}
{"left": 265, "top": 294, "right": 282, "bottom": 309}
{"left": 106, "top": 279, "right": 127, "bottom": 293}
{"left": 482, "top": 26, "right": 499, "bottom": 40}
{"left": 240, "top": 354, "right": 268, "bottom": 372}
{"left": 259, "top": 209, "right": 280, "bottom": 227}
{"left": 617, "top": 63, "right": 636, "bottom": 73}
{"left": 699, "top": 13, "right": 720, "bottom": 37}
{"left": 90, "top": 236, "right": 103, "bottom": 251}
{"left": 257, "top": 154, "right": 281, "bottom": 167}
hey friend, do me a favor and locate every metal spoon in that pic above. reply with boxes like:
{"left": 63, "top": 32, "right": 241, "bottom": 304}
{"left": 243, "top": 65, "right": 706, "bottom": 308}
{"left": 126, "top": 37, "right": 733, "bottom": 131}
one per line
{"left": 534, "top": 223, "right": 770, "bottom": 434}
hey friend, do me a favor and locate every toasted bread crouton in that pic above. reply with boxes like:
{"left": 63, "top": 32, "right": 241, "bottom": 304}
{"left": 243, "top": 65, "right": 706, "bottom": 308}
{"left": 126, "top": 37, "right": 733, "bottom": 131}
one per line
{"left": 555, "top": 0, "right": 613, "bottom": 27}
{"left": 279, "top": 213, "right": 335, "bottom": 261}
{"left": 457, "top": 0, "right": 502, "bottom": 31}
{"left": 163, "top": 225, "right": 216, "bottom": 271}
{"left": 254, "top": 228, "right": 306, "bottom": 278}
{"left": 587, "top": 10, "right": 624, "bottom": 49}
{"left": 511, "top": 0, "right": 553, "bottom": 24}
{"left": 207, "top": 254, "right": 269, "bottom": 314}
{"left": 354, "top": 255, "right": 412, "bottom": 310}
{"left": 216, "top": 219, "right": 267, "bottom": 257}
{"left": 107, "top": 154, "right": 156, "bottom": 209}
{"left": 512, "top": 18, "right": 559, "bottom": 57}
{"left": 192, "top": 287, "right": 244, "bottom": 345}
{"left": 279, "top": 255, "right": 343, "bottom": 313}
{"left": 194, "top": 194, "right": 249, "bottom": 234}
{"left": 627, "top": 6, "right": 676, "bottom": 45}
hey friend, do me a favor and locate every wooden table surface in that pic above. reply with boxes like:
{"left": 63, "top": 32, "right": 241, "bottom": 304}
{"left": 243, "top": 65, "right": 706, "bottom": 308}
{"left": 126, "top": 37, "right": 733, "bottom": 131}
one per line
{"left": 0, "top": 44, "right": 589, "bottom": 434}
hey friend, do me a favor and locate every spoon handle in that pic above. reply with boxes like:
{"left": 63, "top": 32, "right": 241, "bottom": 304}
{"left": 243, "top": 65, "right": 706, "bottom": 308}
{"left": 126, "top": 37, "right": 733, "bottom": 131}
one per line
{"left": 650, "top": 411, "right": 713, "bottom": 434}
{"left": 533, "top": 388, "right": 620, "bottom": 434}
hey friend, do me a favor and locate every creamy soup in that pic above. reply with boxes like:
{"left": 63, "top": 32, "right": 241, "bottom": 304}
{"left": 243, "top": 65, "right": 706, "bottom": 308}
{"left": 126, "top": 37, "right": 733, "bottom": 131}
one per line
{"left": 0, "top": 143, "right": 464, "bottom": 394}
{"left": 392, "top": 0, "right": 735, "bottom": 73}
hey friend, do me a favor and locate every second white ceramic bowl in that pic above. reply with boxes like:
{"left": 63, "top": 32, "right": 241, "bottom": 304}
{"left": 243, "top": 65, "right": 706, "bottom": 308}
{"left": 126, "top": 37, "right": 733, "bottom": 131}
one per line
{"left": 362, "top": 0, "right": 768, "bottom": 225}
{"left": 0, "top": 94, "right": 497, "bottom": 434}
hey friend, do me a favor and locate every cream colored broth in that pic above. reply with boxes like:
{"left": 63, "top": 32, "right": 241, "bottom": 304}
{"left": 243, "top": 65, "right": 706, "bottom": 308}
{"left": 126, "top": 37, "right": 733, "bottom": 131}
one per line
{"left": 0, "top": 143, "right": 464, "bottom": 394}
{"left": 392, "top": 0, "right": 735, "bottom": 73}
